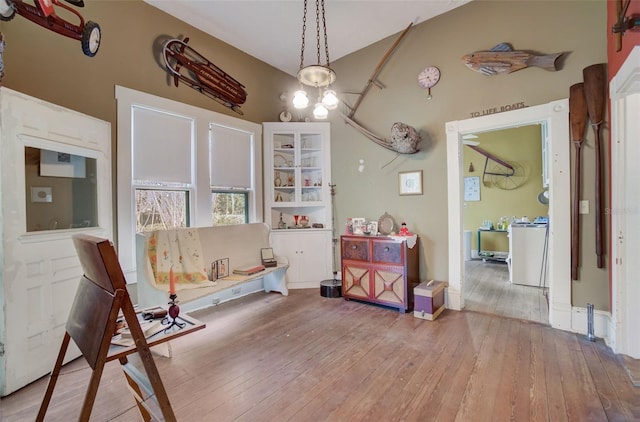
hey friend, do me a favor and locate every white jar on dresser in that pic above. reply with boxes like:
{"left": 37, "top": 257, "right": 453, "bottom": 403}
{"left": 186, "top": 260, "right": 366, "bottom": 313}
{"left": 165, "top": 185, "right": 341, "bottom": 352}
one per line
{"left": 263, "top": 122, "right": 333, "bottom": 289}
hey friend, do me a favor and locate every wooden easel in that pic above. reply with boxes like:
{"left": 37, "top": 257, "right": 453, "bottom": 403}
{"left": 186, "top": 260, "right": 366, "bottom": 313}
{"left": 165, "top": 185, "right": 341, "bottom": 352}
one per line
{"left": 37, "top": 234, "right": 176, "bottom": 421}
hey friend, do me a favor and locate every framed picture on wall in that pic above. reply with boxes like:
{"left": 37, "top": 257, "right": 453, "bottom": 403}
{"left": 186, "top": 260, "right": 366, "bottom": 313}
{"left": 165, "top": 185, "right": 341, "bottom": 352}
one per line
{"left": 30, "top": 186, "right": 52, "bottom": 203}
{"left": 399, "top": 170, "right": 423, "bottom": 195}
{"left": 464, "top": 176, "right": 481, "bottom": 201}
{"left": 39, "top": 149, "right": 86, "bottom": 178}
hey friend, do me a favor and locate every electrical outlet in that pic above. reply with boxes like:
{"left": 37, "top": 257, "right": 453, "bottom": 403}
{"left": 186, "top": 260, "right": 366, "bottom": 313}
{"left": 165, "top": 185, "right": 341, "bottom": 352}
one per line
{"left": 580, "top": 200, "right": 590, "bottom": 214}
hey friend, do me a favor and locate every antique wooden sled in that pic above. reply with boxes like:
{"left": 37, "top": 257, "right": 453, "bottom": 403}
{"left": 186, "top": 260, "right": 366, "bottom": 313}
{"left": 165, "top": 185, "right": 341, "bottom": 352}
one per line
{"left": 163, "top": 37, "right": 247, "bottom": 115}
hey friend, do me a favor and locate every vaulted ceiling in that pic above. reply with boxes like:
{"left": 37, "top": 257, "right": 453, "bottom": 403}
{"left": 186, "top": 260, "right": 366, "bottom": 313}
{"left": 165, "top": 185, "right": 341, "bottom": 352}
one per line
{"left": 145, "top": 0, "right": 471, "bottom": 76}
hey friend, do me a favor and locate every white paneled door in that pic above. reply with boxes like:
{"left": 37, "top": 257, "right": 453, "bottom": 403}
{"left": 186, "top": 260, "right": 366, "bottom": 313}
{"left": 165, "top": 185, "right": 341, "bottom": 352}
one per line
{"left": 0, "top": 88, "right": 112, "bottom": 396}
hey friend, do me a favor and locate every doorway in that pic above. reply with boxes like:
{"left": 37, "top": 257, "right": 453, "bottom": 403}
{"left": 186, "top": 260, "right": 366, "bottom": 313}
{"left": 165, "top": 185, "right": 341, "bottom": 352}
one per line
{"left": 446, "top": 99, "right": 573, "bottom": 331}
{"left": 461, "top": 125, "right": 550, "bottom": 324}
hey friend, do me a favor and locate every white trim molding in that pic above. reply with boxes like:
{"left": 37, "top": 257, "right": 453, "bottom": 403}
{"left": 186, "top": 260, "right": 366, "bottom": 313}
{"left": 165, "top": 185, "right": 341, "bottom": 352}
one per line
{"left": 446, "top": 99, "right": 571, "bottom": 331}
{"left": 609, "top": 46, "right": 640, "bottom": 358}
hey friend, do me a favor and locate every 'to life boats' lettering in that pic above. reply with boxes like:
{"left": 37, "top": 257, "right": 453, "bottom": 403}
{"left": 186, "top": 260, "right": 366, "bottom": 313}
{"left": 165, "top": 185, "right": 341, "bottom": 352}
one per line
{"left": 470, "top": 102, "right": 526, "bottom": 118}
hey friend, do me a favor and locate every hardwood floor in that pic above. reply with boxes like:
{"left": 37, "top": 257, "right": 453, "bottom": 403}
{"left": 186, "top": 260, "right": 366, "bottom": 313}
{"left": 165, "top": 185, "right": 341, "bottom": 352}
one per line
{"left": 464, "top": 259, "right": 549, "bottom": 324}
{"left": 2, "top": 289, "right": 638, "bottom": 421}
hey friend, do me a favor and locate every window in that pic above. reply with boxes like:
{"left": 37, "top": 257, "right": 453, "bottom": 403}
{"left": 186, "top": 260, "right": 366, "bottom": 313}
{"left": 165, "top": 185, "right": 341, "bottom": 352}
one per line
{"left": 116, "top": 86, "right": 263, "bottom": 283}
{"left": 136, "top": 188, "right": 189, "bottom": 232}
{"left": 25, "top": 146, "right": 98, "bottom": 232}
{"left": 209, "top": 123, "right": 254, "bottom": 226}
{"left": 212, "top": 190, "right": 248, "bottom": 225}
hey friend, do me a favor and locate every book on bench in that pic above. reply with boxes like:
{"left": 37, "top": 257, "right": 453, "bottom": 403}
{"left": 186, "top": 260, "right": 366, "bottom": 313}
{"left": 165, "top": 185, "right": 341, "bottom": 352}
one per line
{"left": 233, "top": 264, "right": 266, "bottom": 276}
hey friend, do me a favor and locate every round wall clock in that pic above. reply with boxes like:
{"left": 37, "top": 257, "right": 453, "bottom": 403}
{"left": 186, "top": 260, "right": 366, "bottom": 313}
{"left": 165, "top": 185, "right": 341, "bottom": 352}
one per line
{"left": 417, "top": 66, "right": 440, "bottom": 99}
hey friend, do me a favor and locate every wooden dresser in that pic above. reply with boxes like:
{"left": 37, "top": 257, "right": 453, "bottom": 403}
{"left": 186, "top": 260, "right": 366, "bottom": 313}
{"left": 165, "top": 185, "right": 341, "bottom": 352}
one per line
{"left": 341, "top": 235, "right": 419, "bottom": 312}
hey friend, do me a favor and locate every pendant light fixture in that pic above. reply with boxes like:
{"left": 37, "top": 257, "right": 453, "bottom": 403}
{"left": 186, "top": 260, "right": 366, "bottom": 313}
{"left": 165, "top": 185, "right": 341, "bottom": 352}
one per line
{"left": 292, "top": 0, "right": 338, "bottom": 119}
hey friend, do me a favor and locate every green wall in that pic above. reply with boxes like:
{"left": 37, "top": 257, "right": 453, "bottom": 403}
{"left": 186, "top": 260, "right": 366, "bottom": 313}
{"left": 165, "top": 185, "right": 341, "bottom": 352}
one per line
{"left": 0, "top": 0, "right": 609, "bottom": 310}
{"left": 463, "top": 125, "right": 549, "bottom": 253}
{"left": 328, "top": 0, "right": 608, "bottom": 310}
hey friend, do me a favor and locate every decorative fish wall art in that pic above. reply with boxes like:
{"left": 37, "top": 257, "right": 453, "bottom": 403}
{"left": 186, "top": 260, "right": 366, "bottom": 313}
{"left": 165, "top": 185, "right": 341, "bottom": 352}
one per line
{"left": 461, "top": 43, "right": 563, "bottom": 76}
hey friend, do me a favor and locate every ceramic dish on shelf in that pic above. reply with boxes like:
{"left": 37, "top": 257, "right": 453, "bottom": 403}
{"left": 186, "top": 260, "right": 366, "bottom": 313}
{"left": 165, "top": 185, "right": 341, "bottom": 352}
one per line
{"left": 274, "top": 153, "right": 289, "bottom": 168}
{"left": 378, "top": 212, "right": 396, "bottom": 235}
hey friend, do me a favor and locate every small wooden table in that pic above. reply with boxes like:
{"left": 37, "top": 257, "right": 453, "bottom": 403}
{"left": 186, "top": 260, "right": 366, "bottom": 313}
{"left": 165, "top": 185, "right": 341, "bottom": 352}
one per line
{"left": 37, "top": 234, "right": 205, "bottom": 422}
{"left": 108, "top": 311, "right": 205, "bottom": 361}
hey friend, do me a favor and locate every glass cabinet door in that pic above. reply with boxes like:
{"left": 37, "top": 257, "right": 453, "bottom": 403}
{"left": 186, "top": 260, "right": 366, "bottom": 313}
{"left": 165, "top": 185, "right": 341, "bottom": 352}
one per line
{"left": 299, "top": 132, "right": 323, "bottom": 204}
{"left": 272, "top": 131, "right": 323, "bottom": 205}
{"left": 272, "top": 133, "right": 295, "bottom": 204}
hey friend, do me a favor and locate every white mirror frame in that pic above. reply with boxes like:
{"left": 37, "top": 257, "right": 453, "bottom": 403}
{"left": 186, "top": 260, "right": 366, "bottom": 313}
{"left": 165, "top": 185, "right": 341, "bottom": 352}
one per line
{"left": 446, "top": 99, "right": 572, "bottom": 331}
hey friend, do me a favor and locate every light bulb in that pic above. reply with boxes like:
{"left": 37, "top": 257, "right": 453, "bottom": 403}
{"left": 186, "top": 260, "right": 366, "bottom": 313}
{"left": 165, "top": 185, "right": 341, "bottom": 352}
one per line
{"left": 292, "top": 90, "right": 309, "bottom": 109}
{"left": 313, "top": 102, "right": 328, "bottom": 119}
{"left": 322, "top": 89, "right": 339, "bottom": 110}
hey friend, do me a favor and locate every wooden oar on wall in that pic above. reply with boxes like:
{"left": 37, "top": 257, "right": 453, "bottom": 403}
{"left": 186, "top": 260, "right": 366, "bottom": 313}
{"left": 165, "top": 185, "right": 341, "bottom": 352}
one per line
{"left": 570, "top": 83, "right": 588, "bottom": 281}
{"left": 583, "top": 64, "right": 607, "bottom": 269}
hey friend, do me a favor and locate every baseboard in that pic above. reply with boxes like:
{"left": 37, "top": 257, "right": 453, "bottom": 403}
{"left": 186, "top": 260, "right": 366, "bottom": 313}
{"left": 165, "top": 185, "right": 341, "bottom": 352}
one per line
{"left": 446, "top": 287, "right": 461, "bottom": 311}
{"left": 288, "top": 281, "right": 321, "bottom": 289}
{"left": 571, "top": 306, "right": 611, "bottom": 341}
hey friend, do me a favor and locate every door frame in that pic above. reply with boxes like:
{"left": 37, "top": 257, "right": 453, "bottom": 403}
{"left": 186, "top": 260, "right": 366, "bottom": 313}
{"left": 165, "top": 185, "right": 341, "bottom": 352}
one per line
{"left": 445, "top": 99, "right": 573, "bottom": 331}
{"left": 610, "top": 46, "right": 640, "bottom": 358}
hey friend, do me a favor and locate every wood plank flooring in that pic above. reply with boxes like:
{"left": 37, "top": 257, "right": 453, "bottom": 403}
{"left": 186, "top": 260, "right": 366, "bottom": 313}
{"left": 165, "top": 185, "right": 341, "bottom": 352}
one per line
{"left": 464, "top": 259, "right": 549, "bottom": 324}
{"left": 2, "top": 289, "right": 638, "bottom": 421}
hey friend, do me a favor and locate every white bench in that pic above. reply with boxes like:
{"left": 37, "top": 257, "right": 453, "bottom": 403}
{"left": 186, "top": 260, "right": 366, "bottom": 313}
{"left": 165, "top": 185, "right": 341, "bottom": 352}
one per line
{"left": 136, "top": 223, "right": 288, "bottom": 313}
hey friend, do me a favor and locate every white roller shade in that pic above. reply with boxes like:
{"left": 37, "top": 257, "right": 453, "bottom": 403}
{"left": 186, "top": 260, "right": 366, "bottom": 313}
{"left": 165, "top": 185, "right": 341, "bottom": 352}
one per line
{"left": 210, "top": 124, "right": 253, "bottom": 189}
{"left": 132, "top": 106, "right": 194, "bottom": 184}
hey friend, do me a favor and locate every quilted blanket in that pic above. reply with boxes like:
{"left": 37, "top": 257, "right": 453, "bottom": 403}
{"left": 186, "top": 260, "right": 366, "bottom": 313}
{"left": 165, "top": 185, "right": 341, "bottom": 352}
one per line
{"left": 147, "top": 228, "right": 214, "bottom": 290}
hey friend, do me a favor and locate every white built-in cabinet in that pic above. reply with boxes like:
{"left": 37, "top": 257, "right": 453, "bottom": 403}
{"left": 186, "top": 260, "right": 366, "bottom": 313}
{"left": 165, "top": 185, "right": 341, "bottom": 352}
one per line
{"left": 263, "top": 122, "right": 333, "bottom": 289}
{"left": 0, "top": 88, "right": 112, "bottom": 396}
{"left": 270, "top": 230, "right": 333, "bottom": 289}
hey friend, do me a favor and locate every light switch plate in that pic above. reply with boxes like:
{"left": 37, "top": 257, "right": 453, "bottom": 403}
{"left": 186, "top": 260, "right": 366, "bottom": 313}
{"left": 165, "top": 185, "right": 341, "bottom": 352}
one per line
{"left": 580, "top": 200, "right": 590, "bottom": 214}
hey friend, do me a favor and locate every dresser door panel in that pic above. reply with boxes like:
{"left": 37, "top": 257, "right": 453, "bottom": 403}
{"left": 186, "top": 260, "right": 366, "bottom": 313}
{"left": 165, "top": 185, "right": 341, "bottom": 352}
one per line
{"left": 372, "top": 266, "right": 405, "bottom": 306}
{"left": 342, "top": 263, "right": 370, "bottom": 299}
